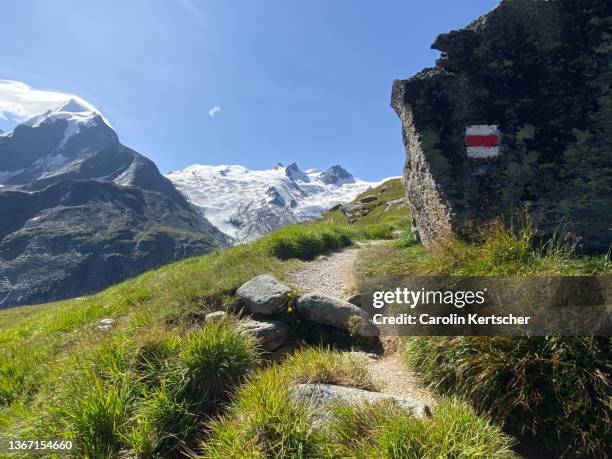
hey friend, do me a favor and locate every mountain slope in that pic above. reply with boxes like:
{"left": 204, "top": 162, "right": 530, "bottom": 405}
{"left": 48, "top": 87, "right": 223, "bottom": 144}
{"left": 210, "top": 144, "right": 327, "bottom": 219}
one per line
{"left": 0, "top": 104, "right": 228, "bottom": 308}
{"left": 167, "top": 162, "right": 381, "bottom": 242}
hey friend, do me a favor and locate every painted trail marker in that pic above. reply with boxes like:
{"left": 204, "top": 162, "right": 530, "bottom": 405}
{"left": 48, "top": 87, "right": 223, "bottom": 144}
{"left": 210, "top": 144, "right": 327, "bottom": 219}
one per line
{"left": 465, "top": 125, "right": 500, "bottom": 158}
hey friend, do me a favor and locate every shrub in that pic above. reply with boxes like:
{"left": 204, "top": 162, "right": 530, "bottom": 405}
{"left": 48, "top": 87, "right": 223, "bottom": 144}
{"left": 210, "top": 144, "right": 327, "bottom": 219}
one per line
{"left": 325, "top": 399, "right": 517, "bottom": 458}
{"left": 403, "top": 336, "right": 611, "bottom": 457}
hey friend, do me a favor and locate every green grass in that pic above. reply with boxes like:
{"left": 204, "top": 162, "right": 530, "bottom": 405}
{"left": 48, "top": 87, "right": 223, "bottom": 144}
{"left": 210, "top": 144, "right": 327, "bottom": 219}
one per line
{"left": 280, "top": 347, "right": 379, "bottom": 391}
{"left": 325, "top": 399, "right": 516, "bottom": 458}
{"left": 201, "top": 349, "right": 516, "bottom": 458}
{"left": 321, "top": 178, "right": 410, "bottom": 229}
{"left": 356, "top": 221, "right": 610, "bottom": 279}
{"left": 7, "top": 321, "right": 259, "bottom": 458}
{"left": 402, "top": 336, "right": 611, "bottom": 457}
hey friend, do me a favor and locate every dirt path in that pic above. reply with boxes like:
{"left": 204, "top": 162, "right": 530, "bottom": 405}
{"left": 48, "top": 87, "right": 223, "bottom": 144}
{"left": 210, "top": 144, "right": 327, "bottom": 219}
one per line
{"left": 288, "top": 246, "right": 360, "bottom": 298}
{"left": 288, "top": 243, "right": 437, "bottom": 407}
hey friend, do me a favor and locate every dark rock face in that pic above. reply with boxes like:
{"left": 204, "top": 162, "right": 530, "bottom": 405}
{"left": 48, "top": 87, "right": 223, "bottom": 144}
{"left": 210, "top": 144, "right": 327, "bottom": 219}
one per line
{"left": 391, "top": 0, "right": 612, "bottom": 253}
{"left": 320, "top": 165, "right": 354, "bottom": 185}
{"left": 0, "top": 146, "right": 228, "bottom": 309}
{"left": 0, "top": 114, "right": 119, "bottom": 184}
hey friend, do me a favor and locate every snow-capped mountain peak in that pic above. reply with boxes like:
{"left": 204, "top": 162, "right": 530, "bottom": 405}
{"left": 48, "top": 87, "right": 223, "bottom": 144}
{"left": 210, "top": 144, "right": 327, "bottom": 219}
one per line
{"left": 320, "top": 165, "right": 354, "bottom": 184}
{"left": 285, "top": 162, "right": 310, "bottom": 182}
{"left": 24, "top": 98, "right": 102, "bottom": 130}
{"left": 0, "top": 100, "right": 118, "bottom": 185}
{"left": 167, "top": 163, "right": 383, "bottom": 242}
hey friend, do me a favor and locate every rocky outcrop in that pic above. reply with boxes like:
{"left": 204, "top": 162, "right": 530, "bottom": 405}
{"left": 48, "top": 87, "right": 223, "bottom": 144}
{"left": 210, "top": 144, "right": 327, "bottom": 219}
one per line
{"left": 391, "top": 0, "right": 612, "bottom": 253}
{"left": 236, "top": 274, "right": 291, "bottom": 314}
{"left": 291, "top": 384, "right": 431, "bottom": 419}
{"left": 295, "top": 292, "right": 379, "bottom": 336}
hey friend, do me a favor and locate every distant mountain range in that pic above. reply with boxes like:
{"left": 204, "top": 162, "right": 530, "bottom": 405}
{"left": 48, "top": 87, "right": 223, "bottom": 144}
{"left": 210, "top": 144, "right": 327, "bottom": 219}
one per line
{"left": 0, "top": 100, "right": 227, "bottom": 308}
{"left": 167, "top": 163, "right": 381, "bottom": 242}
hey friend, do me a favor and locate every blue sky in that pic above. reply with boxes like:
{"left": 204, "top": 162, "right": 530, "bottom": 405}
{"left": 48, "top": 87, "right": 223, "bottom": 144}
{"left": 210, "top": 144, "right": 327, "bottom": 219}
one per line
{"left": 0, "top": 0, "right": 499, "bottom": 180}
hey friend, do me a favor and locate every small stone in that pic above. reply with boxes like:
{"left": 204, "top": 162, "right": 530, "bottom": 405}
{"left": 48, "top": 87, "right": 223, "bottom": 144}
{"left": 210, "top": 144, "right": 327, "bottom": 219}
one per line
{"left": 236, "top": 274, "right": 291, "bottom": 315}
{"left": 295, "top": 292, "right": 378, "bottom": 336}
{"left": 237, "top": 318, "right": 290, "bottom": 351}
{"left": 97, "top": 318, "right": 114, "bottom": 331}
{"left": 291, "top": 384, "right": 431, "bottom": 419}
{"left": 345, "top": 351, "right": 379, "bottom": 360}
{"left": 205, "top": 311, "right": 227, "bottom": 322}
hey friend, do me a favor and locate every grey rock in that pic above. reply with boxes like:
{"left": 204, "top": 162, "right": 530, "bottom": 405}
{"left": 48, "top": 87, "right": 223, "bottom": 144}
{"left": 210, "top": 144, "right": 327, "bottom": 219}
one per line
{"left": 236, "top": 274, "right": 291, "bottom": 314}
{"left": 237, "top": 318, "right": 289, "bottom": 351}
{"left": 347, "top": 294, "right": 363, "bottom": 307}
{"left": 359, "top": 195, "right": 377, "bottom": 204}
{"left": 391, "top": 0, "right": 611, "bottom": 254}
{"left": 291, "top": 384, "right": 430, "bottom": 419}
{"left": 384, "top": 197, "right": 408, "bottom": 212}
{"left": 205, "top": 311, "right": 227, "bottom": 322}
{"left": 340, "top": 202, "right": 369, "bottom": 219}
{"left": 97, "top": 318, "right": 115, "bottom": 331}
{"left": 295, "top": 292, "right": 378, "bottom": 336}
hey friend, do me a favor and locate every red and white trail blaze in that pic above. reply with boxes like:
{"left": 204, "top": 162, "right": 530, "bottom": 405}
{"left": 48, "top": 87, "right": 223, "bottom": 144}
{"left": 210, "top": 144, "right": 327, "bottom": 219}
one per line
{"left": 465, "top": 125, "right": 500, "bottom": 158}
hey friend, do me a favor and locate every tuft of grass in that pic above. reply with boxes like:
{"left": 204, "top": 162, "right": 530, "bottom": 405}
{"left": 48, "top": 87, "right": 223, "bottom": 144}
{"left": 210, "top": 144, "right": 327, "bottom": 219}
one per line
{"left": 403, "top": 337, "right": 611, "bottom": 457}
{"left": 411, "top": 221, "right": 610, "bottom": 276}
{"left": 264, "top": 224, "right": 354, "bottom": 260}
{"left": 325, "top": 399, "right": 517, "bottom": 458}
{"left": 201, "top": 368, "right": 322, "bottom": 458}
{"left": 177, "top": 320, "right": 259, "bottom": 410}
{"left": 281, "top": 347, "right": 378, "bottom": 391}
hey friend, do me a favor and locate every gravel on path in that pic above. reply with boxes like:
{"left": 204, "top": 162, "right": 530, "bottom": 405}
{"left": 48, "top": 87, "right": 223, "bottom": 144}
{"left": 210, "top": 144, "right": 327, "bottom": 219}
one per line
{"left": 288, "top": 247, "right": 360, "bottom": 298}
{"left": 288, "top": 243, "right": 438, "bottom": 408}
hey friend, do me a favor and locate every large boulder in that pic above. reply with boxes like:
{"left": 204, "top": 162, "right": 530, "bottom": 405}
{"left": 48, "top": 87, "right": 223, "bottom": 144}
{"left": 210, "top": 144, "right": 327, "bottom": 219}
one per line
{"left": 236, "top": 274, "right": 291, "bottom": 314}
{"left": 237, "top": 318, "right": 290, "bottom": 351}
{"left": 295, "top": 292, "right": 379, "bottom": 336}
{"left": 291, "top": 383, "right": 431, "bottom": 419}
{"left": 391, "top": 0, "right": 612, "bottom": 254}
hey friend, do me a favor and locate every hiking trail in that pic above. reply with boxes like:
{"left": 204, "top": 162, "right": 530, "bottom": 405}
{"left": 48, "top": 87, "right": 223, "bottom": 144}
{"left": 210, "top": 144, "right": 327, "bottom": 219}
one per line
{"left": 288, "top": 242, "right": 437, "bottom": 408}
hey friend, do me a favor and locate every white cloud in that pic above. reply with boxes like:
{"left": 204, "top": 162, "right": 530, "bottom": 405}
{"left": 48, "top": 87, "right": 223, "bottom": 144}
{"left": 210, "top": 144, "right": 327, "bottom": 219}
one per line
{"left": 0, "top": 80, "right": 99, "bottom": 123}
{"left": 208, "top": 105, "right": 221, "bottom": 118}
